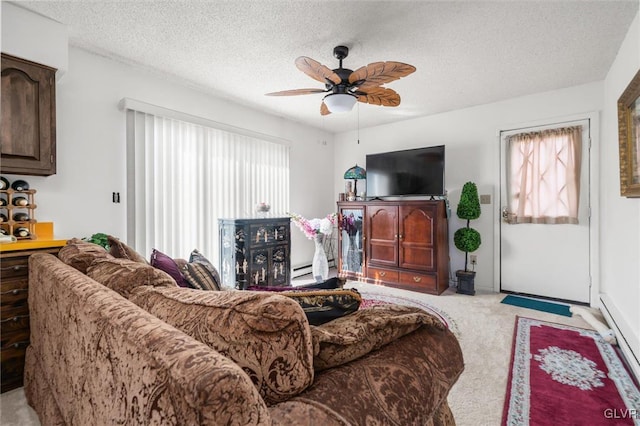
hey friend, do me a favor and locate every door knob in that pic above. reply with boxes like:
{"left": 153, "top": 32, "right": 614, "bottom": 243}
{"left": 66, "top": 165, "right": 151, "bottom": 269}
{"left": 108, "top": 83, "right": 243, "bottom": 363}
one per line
{"left": 502, "top": 207, "right": 515, "bottom": 223}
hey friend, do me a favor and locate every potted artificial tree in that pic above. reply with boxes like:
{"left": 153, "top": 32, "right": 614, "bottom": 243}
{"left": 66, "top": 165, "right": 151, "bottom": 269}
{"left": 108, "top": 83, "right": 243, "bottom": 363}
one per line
{"left": 454, "top": 182, "right": 481, "bottom": 295}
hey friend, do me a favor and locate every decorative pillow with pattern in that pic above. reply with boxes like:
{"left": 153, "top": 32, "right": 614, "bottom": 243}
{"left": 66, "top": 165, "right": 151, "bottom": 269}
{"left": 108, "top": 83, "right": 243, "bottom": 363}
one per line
{"left": 150, "top": 249, "right": 189, "bottom": 288}
{"left": 280, "top": 289, "right": 362, "bottom": 326}
{"left": 58, "top": 238, "right": 114, "bottom": 274}
{"left": 107, "top": 235, "right": 148, "bottom": 264}
{"left": 187, "top": 249, "right": 223, "bottom": 289}
{"left": 182, "top": 262, "right": 220, "bottom": 291}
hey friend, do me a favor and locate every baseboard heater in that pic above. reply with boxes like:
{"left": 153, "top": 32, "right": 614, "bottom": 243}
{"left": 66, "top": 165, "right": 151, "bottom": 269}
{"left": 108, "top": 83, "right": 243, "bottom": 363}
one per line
{"left": 292, "top": 258, "right": 336, "bottom": 278}
{"left": 599, "top": 294, "right": 640, "bottom": 380}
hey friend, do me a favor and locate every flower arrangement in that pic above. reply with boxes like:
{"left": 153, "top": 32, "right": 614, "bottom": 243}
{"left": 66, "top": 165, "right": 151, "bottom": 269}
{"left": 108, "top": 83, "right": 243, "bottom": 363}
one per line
{"left": 341, "top": 213, "right": 361, "bottom": 237}
{"left": 288, "top": 212, "right": 337, "bottom": 240}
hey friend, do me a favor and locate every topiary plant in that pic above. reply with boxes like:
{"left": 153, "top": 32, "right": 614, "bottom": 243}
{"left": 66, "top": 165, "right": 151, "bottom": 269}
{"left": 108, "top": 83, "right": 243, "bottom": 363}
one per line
{"left": 454, "top": 182, "right": 481, "bottom": 272}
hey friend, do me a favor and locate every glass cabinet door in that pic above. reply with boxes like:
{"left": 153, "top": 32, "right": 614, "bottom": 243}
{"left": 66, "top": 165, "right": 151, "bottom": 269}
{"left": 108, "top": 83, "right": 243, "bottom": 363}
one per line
{"left": 340, "top": 207, "right": 364, "bottom": 275}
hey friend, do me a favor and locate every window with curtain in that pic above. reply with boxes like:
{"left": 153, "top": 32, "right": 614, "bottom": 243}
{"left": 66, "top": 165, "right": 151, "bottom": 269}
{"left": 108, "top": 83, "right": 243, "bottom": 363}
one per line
{"left": 125, "top": 108, "right": 290, "bottom": 263}
{"left": 506, "top": 126, "right": 582, "bottom": 224}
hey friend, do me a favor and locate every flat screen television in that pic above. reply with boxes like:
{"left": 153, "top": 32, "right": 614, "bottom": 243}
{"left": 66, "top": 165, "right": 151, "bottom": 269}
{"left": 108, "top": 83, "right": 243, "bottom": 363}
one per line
{"left": 366, "top": 145, "right": 445, "bottom": 198}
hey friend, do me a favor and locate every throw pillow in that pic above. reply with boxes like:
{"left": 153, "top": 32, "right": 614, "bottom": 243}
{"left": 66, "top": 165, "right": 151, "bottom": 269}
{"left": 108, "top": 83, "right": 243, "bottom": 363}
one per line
{"left": 280, "top": 289, "right": 362, "bottom": 326}
{"left": 58, "top": 238, "right": 113, "bottom": 274}
{"left": 107, "top": 235, "right": 148, "bottom": 264}
{"left": 188, "top": 249, "right": 223, "bottom": 289}
{"left": 87, "top": 257, "right": 177, "bottom": 299}
{"left": 182, "top": 262, "right": 221, "bottom": 291}
{"left": 150, "top": 249, "right": 189, "bottom": 288}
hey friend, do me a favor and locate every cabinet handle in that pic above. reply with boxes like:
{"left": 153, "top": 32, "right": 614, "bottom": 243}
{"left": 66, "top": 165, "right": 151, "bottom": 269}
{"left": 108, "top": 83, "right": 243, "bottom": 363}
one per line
{"left": 1, "top": 265, "right": 28, "bottom": 272}
{"left": 412, "top": 276, "right": 422, "bottom": 283}
{"left": 399, "top": 234, "right": 404, "bottom": 240}
{"left": 0, "top": 315, "right": 28, "bottom": 323}
{"left": 379, "top": 271, "right": 386, "bottom": 277}
{"left": 1, "top": 288, "right": 27, "bottom": 296}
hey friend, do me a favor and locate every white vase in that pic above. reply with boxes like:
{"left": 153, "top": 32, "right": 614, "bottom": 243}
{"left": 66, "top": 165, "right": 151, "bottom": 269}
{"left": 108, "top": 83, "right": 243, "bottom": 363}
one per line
{"left": 312, "top": 234, "right": 329, "bottom": 282}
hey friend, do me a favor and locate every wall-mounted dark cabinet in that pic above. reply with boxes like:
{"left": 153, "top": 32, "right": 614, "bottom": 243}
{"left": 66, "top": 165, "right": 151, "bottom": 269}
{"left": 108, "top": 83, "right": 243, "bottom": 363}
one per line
{"left": 1, "top": 53, "right": 57, "bottom": 176}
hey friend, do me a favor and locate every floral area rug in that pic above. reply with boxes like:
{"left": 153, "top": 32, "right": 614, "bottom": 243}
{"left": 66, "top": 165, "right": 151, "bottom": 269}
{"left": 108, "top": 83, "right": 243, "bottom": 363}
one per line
{"left": 359, "top": 291, "right": 458, "bottom": 336}
{"left": 502, "top": 316, "right": 640, "bottom": 425}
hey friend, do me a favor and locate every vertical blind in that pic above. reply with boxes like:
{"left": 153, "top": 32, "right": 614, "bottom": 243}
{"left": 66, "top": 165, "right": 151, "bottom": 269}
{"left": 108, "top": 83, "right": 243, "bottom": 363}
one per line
{"left": 126, "top": 110, "right": 290, "bottom": 263}
{"left": 506, "top": 126, "right": 582, "bottom": 224}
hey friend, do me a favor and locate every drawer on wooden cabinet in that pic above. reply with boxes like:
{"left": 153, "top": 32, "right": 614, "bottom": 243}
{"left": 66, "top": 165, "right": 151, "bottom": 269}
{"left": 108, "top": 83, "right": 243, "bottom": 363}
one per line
{"left": 1, "top": 342, "right": 29, "bottom": 390}
{"left": 248, "top": 224, "right": 289, "bottom": 246}
{"left": 0, "top": 314, "right": 29, "bottom": 335}
{"left": 1, "top": 328, "right": 30, "bottom": 350}
{"left": 0, "top": 257, "right": 30, "bottom": 278}
{"left": 1, "top": 276, "right": 28, "bottom": 293}
{"left": 1, "top": 303, "right": 29, "bottom": 321}
{"left": 1, "top": 278, "right": 28, "bottom": 311}
{"left": 399, "top": 271, "right": 437, "bottom": 291}
{"left": 367, "top": 267, "right": 399, "bottom": 283}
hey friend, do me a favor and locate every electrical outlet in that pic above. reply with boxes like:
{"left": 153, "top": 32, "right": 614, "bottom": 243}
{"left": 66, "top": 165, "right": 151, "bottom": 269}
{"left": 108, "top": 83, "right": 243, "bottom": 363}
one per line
{"left": 470, "top": 255, "right": 477, "bottom": 264}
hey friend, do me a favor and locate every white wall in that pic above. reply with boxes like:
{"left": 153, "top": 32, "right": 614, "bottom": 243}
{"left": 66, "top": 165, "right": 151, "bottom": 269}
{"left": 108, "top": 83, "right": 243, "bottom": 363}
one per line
{"left": 2, "top": 4, "right": 336, "bottom": 268}
{"left": 334, "top": 82, "right": 603, "bottom": 291}
{"left": 600, "top": 11, "right": 640, "bottom": 370}
{"left": 1, "top": 2, "right": 68, "bottom": 78}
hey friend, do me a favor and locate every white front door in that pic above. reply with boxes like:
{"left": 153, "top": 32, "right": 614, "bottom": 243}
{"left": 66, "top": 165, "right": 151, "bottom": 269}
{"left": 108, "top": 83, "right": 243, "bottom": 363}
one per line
{"left": 499, "top": 120, "right": 591, "bottom": 303}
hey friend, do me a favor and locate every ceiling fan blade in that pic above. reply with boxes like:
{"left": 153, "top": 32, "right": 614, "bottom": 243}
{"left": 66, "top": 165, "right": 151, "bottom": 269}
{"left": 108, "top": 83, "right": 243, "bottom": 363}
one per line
{"left": 349, "top": 61, "right": 416, "bottom": 88}
{"left": 295, "top": 56, "right": 342, "bottom": 85}
{"left": 320, "top": 102, "right": 331, "bottom": 116}
{"left": 265, "top": 88, "right": 327, "bottom": 96}
{"left": 356, "top": 86, "right": 401, "bottom": 107}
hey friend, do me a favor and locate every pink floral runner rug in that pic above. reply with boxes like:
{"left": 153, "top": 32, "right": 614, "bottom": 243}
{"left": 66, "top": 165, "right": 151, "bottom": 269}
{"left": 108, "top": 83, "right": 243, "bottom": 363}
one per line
{"left": 359, "top": 291, "right": 458, "bottom": 336}
{"left": 502, "top": 316, "right": 640, "bottom": 425}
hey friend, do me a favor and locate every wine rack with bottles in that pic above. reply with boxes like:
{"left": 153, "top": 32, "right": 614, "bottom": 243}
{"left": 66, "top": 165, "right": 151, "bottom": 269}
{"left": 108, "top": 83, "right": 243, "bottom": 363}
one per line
{"left": 0, "top": 189, "right": 37, "bottom": 240}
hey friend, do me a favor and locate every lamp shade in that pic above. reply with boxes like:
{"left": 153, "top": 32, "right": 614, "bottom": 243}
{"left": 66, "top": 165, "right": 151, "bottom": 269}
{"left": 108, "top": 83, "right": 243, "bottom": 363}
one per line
{"left": 344, "top": 164, "right": 366, "bottom": 180}
{"left": 324, "top": 93, "right": 357, "bottom": 113}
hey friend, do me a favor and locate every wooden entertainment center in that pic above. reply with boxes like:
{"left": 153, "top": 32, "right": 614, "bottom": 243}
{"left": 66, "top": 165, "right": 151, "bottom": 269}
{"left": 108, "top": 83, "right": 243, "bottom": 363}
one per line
{"left": 337, "top": 200, "right": 449, "bottom": 295}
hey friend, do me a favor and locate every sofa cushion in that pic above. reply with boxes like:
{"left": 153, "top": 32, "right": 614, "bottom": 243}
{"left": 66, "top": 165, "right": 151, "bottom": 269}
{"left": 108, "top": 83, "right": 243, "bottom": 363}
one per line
{"left": 129, "top": 287, "right": 314, "bottom": 405}
{"left": 107, "top": 235, "right": 148, "bottom": 264}
{"left": 310, "top": 304, "right": 445, "bottom": 371}
{"left": 280, "top": 289, "right": 362, "bottom": 326}
{"left": 181, "top": 262, "right": 220, "bottom": 291}
{"left": 58, "top": 238, "right": 113, "bottom": 274}
{"left": 87, "top": 258, "right": 177, "bottom": 299}
{"left": 150, "top": 249, "right": 189, "bottom": 288}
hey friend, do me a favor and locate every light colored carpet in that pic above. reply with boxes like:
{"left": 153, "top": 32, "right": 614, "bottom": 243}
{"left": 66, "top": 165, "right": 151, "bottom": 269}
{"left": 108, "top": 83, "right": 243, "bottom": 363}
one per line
{"left": 0, "top": 282, "right": 597, "bottom": 426}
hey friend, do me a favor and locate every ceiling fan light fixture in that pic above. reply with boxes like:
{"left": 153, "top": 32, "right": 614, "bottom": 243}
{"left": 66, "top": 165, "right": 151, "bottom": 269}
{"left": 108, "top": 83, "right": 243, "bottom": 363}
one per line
{"left": 324, "top": 93, "right": 357, "bottom": 113}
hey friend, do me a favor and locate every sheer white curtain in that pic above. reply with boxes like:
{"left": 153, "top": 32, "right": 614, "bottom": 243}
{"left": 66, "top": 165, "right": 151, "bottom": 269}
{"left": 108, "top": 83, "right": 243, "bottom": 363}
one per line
{"left": 126, "top": 109, "right": 289, "bottom": 263}
{"left": 506, "top": 126, "right": 582, "bottom": 224}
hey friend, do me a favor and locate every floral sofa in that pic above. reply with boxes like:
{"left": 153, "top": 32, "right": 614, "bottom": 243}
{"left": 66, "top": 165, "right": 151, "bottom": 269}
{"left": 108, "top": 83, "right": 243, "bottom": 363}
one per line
{"left": 24, "top": 240, "right": 464, "bottom": 425}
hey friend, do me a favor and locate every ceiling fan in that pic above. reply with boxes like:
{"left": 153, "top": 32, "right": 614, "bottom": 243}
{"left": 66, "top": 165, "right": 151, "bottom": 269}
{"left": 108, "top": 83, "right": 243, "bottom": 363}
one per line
{"left": 266, "top": 46, "right": 416, "bottom": 115}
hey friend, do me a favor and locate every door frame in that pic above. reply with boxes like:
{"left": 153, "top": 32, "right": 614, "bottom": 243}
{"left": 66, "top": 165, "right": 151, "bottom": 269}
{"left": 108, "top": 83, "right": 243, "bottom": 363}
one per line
{"left": 493, "top": 111, "right": 600, "bottom": 306}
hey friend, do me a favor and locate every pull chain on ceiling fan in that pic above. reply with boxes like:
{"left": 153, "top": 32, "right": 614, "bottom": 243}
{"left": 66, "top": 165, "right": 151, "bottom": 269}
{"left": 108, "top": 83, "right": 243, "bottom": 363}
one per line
{"left": 266, "top": 46, "right": 416, "bottom": 115}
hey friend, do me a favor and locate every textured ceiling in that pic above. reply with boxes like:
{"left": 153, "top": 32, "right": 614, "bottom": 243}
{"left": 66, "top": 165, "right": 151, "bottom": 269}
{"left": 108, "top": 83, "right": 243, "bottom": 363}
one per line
{"left": 16, "top": 1, "right": 639, "bottom": 133}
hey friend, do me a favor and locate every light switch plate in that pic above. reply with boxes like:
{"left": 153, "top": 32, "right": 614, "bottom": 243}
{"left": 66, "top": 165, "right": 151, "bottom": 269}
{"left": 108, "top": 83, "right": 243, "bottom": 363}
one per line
{"left": 480, "top": 194, "right": 491, "bottom": 204}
